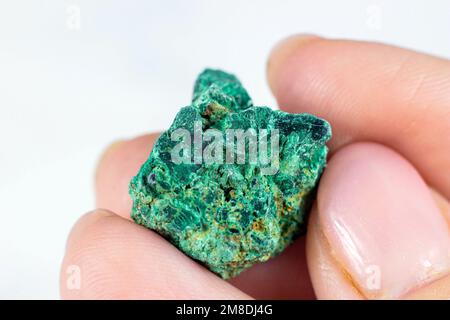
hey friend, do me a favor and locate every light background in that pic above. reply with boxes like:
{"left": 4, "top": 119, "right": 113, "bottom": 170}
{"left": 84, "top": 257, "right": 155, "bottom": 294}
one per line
{"left": 0, "top": 0, "right": 449, "bottom": 299}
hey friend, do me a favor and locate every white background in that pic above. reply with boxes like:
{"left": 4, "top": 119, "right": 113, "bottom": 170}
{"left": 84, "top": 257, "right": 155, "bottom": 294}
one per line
{"left": 0, "top": 0, "right": 449, "bottom": 299}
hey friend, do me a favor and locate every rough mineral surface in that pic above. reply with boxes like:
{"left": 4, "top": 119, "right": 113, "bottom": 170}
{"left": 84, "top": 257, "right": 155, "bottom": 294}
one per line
{"left": 129, "top": 69, "right": 331, "bottom": 278}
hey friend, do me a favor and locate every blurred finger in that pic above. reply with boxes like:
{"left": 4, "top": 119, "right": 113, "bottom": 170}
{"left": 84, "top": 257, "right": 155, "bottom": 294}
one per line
{"left": 267, "top": 35, "right": 450, "bottom": 198}
{"left": 95, "top": 133, "right": 160, "bottom": 220}
{"left": 60, "top": 209, "right": 250, "bottom": 299}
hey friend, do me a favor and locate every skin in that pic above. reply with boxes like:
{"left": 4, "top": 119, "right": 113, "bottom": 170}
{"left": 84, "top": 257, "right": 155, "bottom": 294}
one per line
{"left": 60, "top": 35, "right": 450, "bottom": 299}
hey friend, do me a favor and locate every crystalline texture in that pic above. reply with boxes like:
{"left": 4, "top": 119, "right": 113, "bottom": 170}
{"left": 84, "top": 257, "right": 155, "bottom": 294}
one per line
{"left": 129, "top": 69, "right": 332, "bottom": 278}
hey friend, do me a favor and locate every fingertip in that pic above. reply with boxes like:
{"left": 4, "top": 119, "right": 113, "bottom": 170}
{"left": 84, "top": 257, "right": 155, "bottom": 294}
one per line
{"left": 95, "top": 133, "right": 160, "bottom": 220}
{"left": 60, "top": 208, "right": 121, "bottom": 299}
{"left": 65, "top": 209, "right": 118, "bottom": 254}
{"left": 266, "top": 36, "right": 450, "bottom": 198}
{"left": 267, "top": 34, "right": 323, "bottom": 97}
{"left": 94, "top": 140, "right": 126, "bottom": 183}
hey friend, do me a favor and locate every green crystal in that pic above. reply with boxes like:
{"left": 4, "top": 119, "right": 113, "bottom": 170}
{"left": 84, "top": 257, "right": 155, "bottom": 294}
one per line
{"left": 129, "top": 69, "right": 332, "bottom": 278}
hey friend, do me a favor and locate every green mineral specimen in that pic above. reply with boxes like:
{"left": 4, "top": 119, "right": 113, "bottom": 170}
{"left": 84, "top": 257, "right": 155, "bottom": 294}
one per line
{"left": 129, "top": 69, "right": 331, "bottom": 278}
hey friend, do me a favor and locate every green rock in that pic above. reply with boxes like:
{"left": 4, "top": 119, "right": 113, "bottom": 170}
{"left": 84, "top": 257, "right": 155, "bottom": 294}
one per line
{"left": 129, "top": 69, "right": 331, "bottom": 278}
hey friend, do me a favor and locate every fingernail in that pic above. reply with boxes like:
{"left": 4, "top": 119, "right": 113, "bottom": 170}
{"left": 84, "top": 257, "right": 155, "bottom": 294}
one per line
{"left": 267, "top": 34, "right": 322, "bottom": 93}
{"left": 318, "top": 142, "right": 450, "bottom": 299}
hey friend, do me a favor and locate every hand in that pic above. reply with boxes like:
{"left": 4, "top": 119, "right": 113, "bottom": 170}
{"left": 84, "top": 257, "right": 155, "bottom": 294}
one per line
{"left": 60, "top": 35, "right": 450, "bottom": 299}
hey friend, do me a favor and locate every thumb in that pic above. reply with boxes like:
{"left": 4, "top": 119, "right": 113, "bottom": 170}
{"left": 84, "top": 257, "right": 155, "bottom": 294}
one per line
{"left": 306, "top": 142, "right": 450, "bottom": 299}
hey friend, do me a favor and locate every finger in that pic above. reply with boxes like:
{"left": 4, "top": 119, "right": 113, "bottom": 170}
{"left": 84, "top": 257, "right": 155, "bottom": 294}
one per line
{"left": 306, "top": 142, "right": 450, "bottom": 299}
{"left": 96, "top": 136, "right": 315, "bottom": 299}
{"left": 229, "top": 237, "right": 315, "bottom": 300}
{"left": 95, "top": 133, "right": 160, "bottom": 220}
{"left": 430, "top": 187, "right": 450, "bottom": 221}
{"left": 267, "top": 35, "right": 450, "bottom": 198}
{"left": 60, "top": 209, "right": 250, "bottom": 299}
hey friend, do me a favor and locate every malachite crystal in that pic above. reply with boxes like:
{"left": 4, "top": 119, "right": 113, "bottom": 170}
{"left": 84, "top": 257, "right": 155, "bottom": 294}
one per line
{"left": 129, "top": 69, "right": 332, "bottom": 279}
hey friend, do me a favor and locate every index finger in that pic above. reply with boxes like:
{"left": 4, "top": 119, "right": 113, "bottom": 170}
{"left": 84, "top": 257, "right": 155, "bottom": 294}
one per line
{"left": 267, "top": 35, "right": 450, "bottom": 198}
